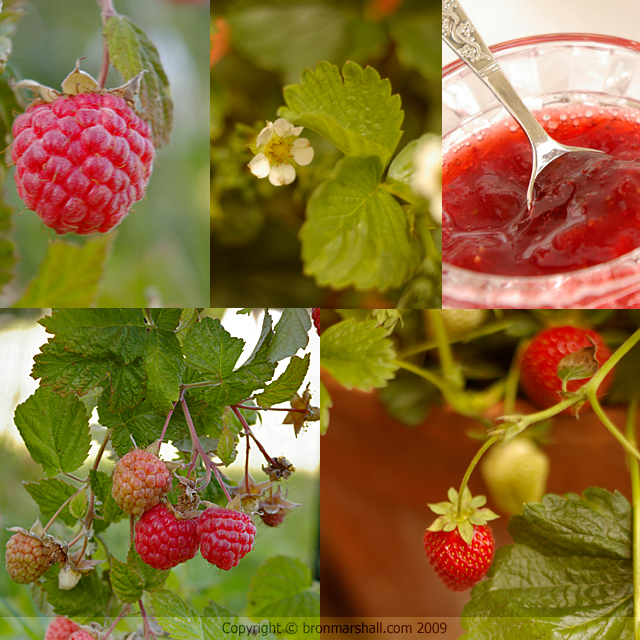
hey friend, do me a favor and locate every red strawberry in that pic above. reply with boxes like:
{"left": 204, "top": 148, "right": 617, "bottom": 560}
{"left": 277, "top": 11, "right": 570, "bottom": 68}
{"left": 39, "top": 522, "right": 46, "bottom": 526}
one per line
{"left": 423, "top": 487, "right": 498, "bottom": 591}
{"left": 423, "top": 524, "right": 495, "bottom": 592}
{"left": 520, "top": 325, "right": 613, "bottom": 413}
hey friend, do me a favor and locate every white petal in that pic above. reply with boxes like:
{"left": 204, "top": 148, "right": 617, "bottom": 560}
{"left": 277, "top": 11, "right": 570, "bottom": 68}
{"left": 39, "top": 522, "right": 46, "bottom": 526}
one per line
{"left": 269, "top": 163, "right": 296, "bottom": 186}
{"left": 273, "top": 118, "right": 296, "bottom": 137}
{"left": 291, "top": 138, "right": 314, "bottom": 166}
{"left": 291, "top": 125, "right": 304, "bottom": 136}
{"left": 248, "top": 154, "right": 271, "bottom": 179}
{"left": 256, "top": 122, "right": 274, "bottom": 146}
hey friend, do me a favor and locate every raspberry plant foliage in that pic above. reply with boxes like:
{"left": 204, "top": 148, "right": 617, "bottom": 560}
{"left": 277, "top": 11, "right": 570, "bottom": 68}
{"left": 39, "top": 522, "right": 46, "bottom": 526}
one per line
{"left": 7, "top": 308, "right": 320, "bottom": 639}
{"left": 321, "top": 309, "right": 640, "bottom": 637}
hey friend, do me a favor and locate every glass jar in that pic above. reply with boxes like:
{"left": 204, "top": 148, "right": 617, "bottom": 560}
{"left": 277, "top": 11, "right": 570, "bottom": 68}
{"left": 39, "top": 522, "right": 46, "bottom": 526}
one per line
{"left": 442, "top": 34, "right": 640, "bottom": 309}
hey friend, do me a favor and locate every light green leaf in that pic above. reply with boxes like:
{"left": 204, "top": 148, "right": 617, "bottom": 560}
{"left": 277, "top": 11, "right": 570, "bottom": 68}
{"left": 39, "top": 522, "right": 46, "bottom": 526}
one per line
{"left": 183, "top": 316, "right": 244, "bottom": 376}
{"left": 255, "top": 354, "right": 310, "bottom": 408}
{"left": 103, "top": 15, "right": 173, "bottom": 147}
{"left": 301, "top": 155, "right": 420, "bottom": 291}
{"left": 320, "top": 380, "right": 331, "bottom": 435}
{"left": 14, "top": 387, "right": 90, "bottom": 476}
{"left": 111, "top": 547, "right": 169, "bottom": 604}
{"left": 15, "top": 235, "right": 113, "bottom": 307}
{"left": 216, "top": 423, "right": 238, "bottom": 467}
{"left": 320, "top": 319, "right": 397, "bottom": 392}
{"left": 386, "top": 133, "right": 438, "bottom": 204}
{"left": 23, "top": 478, "right": 78, "bottom": 527}
{"left": 143, "top": 328, "right": 185, "bottom": 413}
{"left": 150, "top": 589, "right": 204, "bottom": 640}
{"left": 281, "top": 61, "right": 403, "bottom": 167}
{"left": 247, "top": 556, "right": 319, "bottom": 619}
{"left": 268, "top": 308, "right": 311, "bottom": 362}
{"left": 69, "top": 490, "right": 88, "bottom": 519}
{"left": 462, "top": 488, "right": 633, "bottom": 639}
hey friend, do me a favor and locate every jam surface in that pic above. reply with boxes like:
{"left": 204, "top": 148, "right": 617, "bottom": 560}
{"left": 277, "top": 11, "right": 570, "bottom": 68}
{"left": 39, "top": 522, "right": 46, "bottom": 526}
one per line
{"left": 442, "top": 105, "right": 640, "bottom": 276}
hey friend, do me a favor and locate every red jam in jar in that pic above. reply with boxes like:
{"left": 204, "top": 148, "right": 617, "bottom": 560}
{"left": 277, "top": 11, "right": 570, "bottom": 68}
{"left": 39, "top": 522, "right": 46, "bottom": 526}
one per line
{"left": 442, "top": 105, "right": 640, "bottom": 276}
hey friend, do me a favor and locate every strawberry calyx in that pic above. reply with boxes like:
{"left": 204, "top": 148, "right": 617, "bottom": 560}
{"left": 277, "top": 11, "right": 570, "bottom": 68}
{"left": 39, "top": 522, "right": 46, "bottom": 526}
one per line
{"left": 427, "top": 487, "right": 499, "bottom": 546}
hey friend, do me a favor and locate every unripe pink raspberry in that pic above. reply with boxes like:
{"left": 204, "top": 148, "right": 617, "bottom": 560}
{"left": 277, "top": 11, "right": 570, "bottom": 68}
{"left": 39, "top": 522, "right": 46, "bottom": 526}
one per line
{"left": 11, "top": 92, "right": 154, "bottom": 235}
{"left": 111, "top": 449, "right": 172, "bottom": 516}
{"left": 45, "top": 617, "right": 79, "bottom": 640}
{"left": 5, "top": 531, "right": 54, "bottom": 583}
{"left": 135, "top": 504, "right": 200, "bottom": 570}
{"left": 198, "top": 507, "right": 256, "bottom": 571}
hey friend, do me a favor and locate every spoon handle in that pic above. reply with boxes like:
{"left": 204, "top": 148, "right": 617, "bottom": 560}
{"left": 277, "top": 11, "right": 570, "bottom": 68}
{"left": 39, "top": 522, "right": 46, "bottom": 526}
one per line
{"left": 442, "top": 0, "right": 549, "bottom": 148}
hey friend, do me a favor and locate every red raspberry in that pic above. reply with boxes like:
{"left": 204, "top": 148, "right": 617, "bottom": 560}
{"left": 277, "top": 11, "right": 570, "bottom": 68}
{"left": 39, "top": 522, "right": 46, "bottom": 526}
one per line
{"left": 111, "top": 449, "right": 172, "bottom": 516}
{"left": 198, "top": 507, "right": 256, "bottom": 570}
{"left": 69, "top": 632, "right": 95, "bottom": 640}
{"left": 134, "top": 504, "right": 200, "bottom": 570}
{"left": 5, "top": 531, "right": 54, "bottom": 583}
{"left": 423, "top": 524, "right": 495, "bottom": 592}
{"left": 520, "top": 325, "right": 614, "bottom": 413}
{"left": 11, "top": 92, "right": 154, "bottom": 235}
{"left": 311, "top": 308, "right": 320, "bottom": 333}
{"left": 45, "top": 617, "right": 79, "bottom": 640}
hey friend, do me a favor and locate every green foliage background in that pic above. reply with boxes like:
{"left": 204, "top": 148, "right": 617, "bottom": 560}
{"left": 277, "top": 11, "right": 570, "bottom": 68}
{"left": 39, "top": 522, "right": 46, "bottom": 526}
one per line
{"left": 2, "top": 0, "right": 209, "bottom": 306}
{"left": 211, "top": 0, "right": 441, "bottom": 308}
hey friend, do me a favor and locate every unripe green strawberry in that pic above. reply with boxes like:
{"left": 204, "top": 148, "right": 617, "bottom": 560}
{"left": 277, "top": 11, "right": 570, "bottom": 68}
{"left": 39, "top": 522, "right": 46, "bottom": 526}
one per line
{"left": 425, "top": 309, "right": 488, "bottom": 339}
{"left": 480, "top": 438, "right": 550, "bottom": 515}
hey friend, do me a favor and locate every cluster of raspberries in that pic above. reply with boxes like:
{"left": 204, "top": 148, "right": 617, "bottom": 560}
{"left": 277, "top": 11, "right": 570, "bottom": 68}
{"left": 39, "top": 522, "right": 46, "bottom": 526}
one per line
{"left": 112, "top": 449, "right": 256, "bottom": 571}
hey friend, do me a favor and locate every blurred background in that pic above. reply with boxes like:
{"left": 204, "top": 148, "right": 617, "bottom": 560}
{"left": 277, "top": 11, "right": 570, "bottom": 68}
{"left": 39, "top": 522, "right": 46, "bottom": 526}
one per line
{"left": 2, "top": 0, "right": 209, "bottom": 306}
{"left": 442, "top": 0, "right": 640, "bottom": 66}
{"left": 0, "top": 309, "right": 319, "bottom": 638}
{"left": 211, "top": 0, "right": 440, "bottom": 308}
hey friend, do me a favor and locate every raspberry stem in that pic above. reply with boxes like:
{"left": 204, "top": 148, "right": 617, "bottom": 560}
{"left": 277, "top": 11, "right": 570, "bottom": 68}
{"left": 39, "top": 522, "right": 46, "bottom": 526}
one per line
{"left": 101, "top": 603, "right": 130, "bottom": 640}
{"left": 234, "top": 404, "right": 306, "bottom": 413}
{"left": 180, "top": 395, "right": 213, "bottom": 491}
{"left": 232, "top": 405, "right": 277, "bottom": 469}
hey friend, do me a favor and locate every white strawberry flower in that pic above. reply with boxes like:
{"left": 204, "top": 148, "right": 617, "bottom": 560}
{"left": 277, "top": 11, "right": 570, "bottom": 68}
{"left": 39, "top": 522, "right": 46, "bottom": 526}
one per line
{"left": 414, "top": 135, "right": 442, "bottom": 225}
{"left": 248, "top": 118, "right": 314, "bottom": 186}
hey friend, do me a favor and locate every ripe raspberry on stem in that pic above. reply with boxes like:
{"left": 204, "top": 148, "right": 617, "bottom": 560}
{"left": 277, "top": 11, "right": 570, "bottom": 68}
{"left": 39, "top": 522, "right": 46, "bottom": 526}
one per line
{"left": 134, "top": 503, "right": 200, "bottom": 570}
{"left": 11, "top": 63, "right": 154, "bottom": 235}
{"left": 198, "top": 505, "right": 257, "bottom": 570}
{"left": 45, "top": 616, "right": 79, "bottom": 640}
{"left": 423, "top": 487, "right": 498, "bottom": 591}
{"left": 111, "top": 448, "right": 172, "bottom": 516}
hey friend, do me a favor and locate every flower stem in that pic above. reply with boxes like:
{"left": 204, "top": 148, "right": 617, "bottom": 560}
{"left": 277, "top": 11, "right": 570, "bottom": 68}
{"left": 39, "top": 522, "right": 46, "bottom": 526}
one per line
{"left": 425, "top": 310, "right": 458, "bottom": 385}
{"left": 624, "top": 401, "right": 640, "bottom": 639}
{"left": 586, "top": 326, "right": 640, "bottom": 392}
{"left": 456, "top": 435, "right": 501, "bottom": 518}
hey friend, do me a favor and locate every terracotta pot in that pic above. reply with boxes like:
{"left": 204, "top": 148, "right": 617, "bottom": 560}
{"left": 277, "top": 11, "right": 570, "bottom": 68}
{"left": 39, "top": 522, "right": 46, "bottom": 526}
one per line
{"left": 320, "top": 375, "right": 633, "bottom": 629}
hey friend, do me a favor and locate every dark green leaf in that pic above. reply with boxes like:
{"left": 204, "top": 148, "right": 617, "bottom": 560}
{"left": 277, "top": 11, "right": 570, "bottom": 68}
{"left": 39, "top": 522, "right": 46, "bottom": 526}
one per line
{"left": 183, "top": 316, "right": 244, "bottom": 376}
{"left": 106, "top": 358, "right": 147, "bottom": 410}
{"left": 42, "top": 568, "right": 111, "bottom": 618}
{"left": 23, "top": 478, "right": 78, "bottom": 527}
{"left": 143, "top": 328, "right": 185, "bottom": 412}
{"left": 268, "top": 308, "right": 311, "bottom": 362}
{"left": 255, "top": 353, "right": 311, "bottom": 408}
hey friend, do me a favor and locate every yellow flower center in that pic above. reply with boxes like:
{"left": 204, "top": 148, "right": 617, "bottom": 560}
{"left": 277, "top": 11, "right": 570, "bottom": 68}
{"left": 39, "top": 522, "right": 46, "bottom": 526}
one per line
{"left": 266, "top": 136, "right": 293, "bottom": 164}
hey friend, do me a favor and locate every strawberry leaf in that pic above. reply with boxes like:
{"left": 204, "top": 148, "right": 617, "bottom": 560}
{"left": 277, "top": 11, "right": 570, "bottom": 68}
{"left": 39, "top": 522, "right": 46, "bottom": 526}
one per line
{"left": 462, "top": 488, "right": 633, "bottom": 638}
{"left": 103, "top": 15, "right": 173, "bottom": 148}
{"left": 557, "top": 338, "right": 599, "bottom": 392}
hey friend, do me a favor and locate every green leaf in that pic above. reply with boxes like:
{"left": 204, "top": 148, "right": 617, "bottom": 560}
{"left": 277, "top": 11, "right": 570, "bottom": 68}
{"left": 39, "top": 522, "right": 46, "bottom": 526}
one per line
{"left": 69, "top": 490, "right": 88, "bottom": 519}
{"left": 32, "top": 339, "right": 111, "bottom": 397}
{"left": 320, "top": 319, "right": 397, "bottom": 392}
{"left": 40, "top": 309, "right": 147, "bottom": 364}
{"left": 150, "top": 308, "right": 183, "bottom": 331}
{"left": 268, "top": 308, "right": 311, "bottom": 362}
{"left": 111, "top": 547, "right": 169, "bottom": 604}
{"left": 143, "top": 328, "right": 185, "bottom": 413}
{"left": 247, "top": 556, "right": 319, "bottom": 619}
{"left": 301, "top": 155, "right": 420, "bottom": 291}
{"left": 107, "top": 358, "right": 147, "bottom": 410}
{"left": 183, "top": 316, "right": 244, "bottom": 376}
{"left": 23, "top": 478, "right": 78, "bottom": 527}
{"left": 281, "top": 61, "right": 403, "bottom": 167}
{"left": 243, "top": 310, "right": 274, "bottom": 366}
{"left": 216, "top": 423, "right": 238, "bottom": 467}
{"left": 0, "top": 197, "right": 16, "bottom": 295}
{"left": 386, "top": 133, "right": 437, "bottom": 204}
{"left": 462, "top": 488, "right": 633, "bottom": 639}
{"left": 88, "top": 469, "right": 125, "bottom": 533}
{"left": 255, "top": 353, "right": 311, "bottom": 408}
{"left": 14, "top": 387, "right": 91, "bottom": 476}
{"left": 42, "top": 568, "right": 111, "bottom": 618}
{"left": 149, "top": 589, "right": 205, "bottom": 640}
{"left": 376, "top": 369, "right": 438, "bottom": 426}
{"left": 14, "top": 236, "right": 113, "bottom": 307}
{"left": 103, "top": 15, "right": 173, "bottom": 148}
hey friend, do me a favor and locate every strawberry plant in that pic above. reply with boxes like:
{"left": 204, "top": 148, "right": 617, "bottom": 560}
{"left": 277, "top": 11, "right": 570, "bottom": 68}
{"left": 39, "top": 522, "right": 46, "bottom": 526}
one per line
{"left": 211, "top": 0, "right": 442, "bottom": 308}
{"left": 321, "top": 309, "right": 640, "bottom": 636}
{"left": 0, "top": 0, "right": 208, "bottom": 305}
{"left": 2, "top": 308, "right": 320, "bottom": 639}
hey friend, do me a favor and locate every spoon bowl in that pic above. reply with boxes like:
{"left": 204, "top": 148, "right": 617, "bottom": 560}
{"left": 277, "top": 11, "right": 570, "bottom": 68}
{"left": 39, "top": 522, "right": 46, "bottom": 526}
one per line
{"left": 441, "top": 0, "right": 606, "bottom": 208}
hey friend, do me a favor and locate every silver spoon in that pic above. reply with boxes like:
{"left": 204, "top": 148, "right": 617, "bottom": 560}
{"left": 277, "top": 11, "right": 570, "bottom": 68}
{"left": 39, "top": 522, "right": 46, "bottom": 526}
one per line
{"left": 442, "top": 0, "right": 605, "bottom": 208}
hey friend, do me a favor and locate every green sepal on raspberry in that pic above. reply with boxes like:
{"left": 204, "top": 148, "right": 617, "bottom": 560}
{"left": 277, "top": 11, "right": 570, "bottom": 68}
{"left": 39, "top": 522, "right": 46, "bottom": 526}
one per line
{"left": 426, "top": 486, "right": 499, "bottom": 545}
